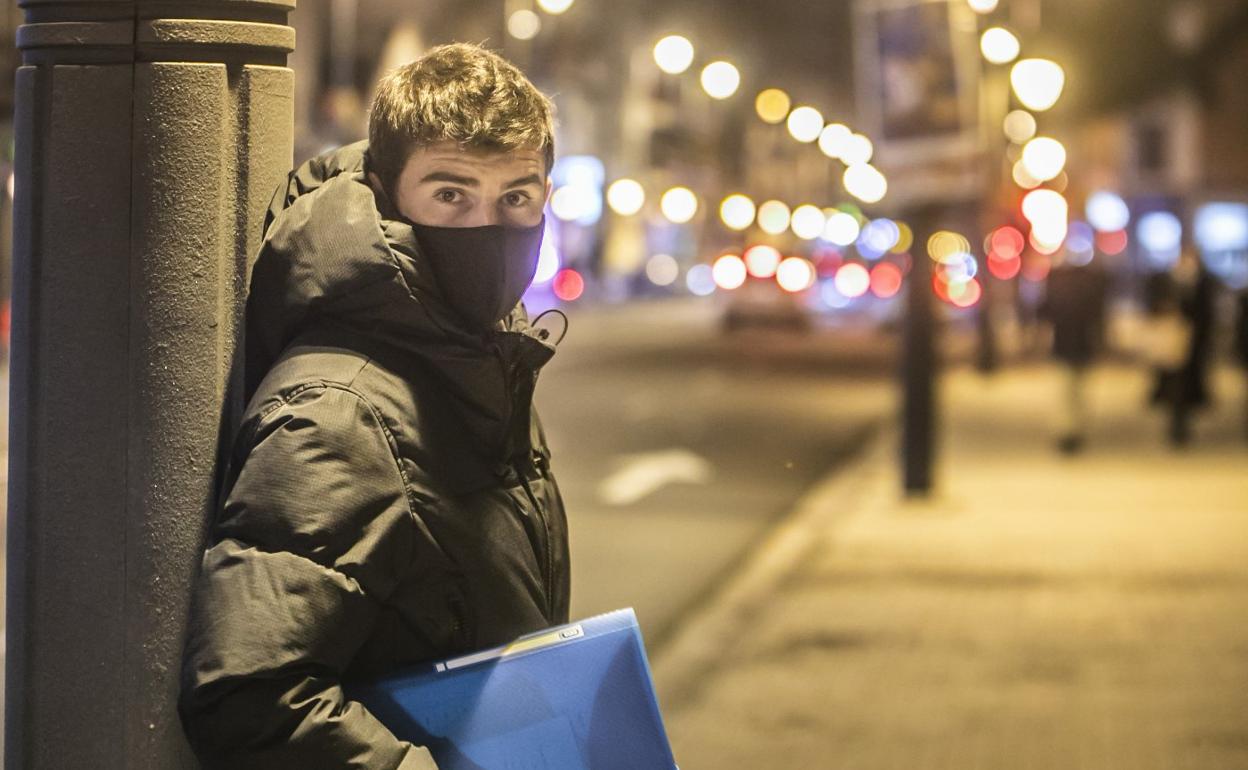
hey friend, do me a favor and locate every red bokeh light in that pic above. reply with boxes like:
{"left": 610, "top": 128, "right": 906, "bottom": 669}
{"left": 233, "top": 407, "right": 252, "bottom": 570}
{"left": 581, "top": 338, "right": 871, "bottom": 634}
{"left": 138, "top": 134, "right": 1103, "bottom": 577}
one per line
{"left": 1096, "top": 229, "right": 1129, "bottom": 255}
{"left": 989, "top": 226, "right": 1025, "bottom": 261}
{"left": 988, "top": 254, "right": 1021, "bottom": 280}
{"left": 869, "top": 263, "right": 903, "bottom": 298}
{"left": 553, "top": 269, "right": 585, "bottom": 301}
{"left": 951, "top": 278, "right": 983, "bottom": 308}
{"left": 1021, "top": 254, "right": 1052, "bottom": 282}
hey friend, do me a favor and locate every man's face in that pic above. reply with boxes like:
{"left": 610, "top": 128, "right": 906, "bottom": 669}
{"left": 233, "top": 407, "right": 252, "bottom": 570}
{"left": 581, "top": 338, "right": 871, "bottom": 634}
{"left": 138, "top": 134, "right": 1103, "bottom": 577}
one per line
{"left": 376, "top": 140, "right": 551, "bottom": 229}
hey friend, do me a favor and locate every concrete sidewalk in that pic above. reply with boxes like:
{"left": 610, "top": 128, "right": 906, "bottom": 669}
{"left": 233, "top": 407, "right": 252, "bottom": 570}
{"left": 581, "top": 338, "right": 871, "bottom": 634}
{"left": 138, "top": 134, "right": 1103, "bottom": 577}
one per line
{"left": 653, "top": 362, "right": 1248, "bottom": 770}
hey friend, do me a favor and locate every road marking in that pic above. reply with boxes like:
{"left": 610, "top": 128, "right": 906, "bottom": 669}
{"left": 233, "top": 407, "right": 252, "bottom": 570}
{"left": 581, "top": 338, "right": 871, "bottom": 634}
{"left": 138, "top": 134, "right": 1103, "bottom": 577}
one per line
{"left": 597, "top": 448, "right": 713, "bottom": 506}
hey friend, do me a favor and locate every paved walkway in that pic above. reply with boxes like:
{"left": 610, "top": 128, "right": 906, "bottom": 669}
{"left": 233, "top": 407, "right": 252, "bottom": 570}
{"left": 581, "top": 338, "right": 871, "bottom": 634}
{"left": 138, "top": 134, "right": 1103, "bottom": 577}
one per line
{"left": 653, "top": 362, "right": 1248, "bottom": 770}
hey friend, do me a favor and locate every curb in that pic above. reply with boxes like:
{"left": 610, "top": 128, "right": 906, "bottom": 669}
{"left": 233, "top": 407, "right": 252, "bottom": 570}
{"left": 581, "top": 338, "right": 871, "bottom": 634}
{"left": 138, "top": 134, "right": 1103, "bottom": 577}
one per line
{"left": 650, "top": 426, "right": 895, "bottom": 711}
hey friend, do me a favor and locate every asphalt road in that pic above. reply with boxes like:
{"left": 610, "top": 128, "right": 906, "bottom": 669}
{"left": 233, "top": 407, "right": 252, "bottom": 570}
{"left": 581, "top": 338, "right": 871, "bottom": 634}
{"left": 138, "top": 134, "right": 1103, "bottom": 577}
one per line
{"left": 532, "top": 299, "right": 896, "bottom": 649}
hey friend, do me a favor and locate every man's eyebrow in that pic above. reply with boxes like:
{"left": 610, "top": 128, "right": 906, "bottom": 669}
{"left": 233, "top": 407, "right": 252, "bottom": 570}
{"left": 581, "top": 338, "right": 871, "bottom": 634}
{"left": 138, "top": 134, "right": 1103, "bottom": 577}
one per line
{"left": 418, "top": 171, "right": 480, "bottom": 186}
{"left": 504, "top": 173, "right": 544, "bottom": 189}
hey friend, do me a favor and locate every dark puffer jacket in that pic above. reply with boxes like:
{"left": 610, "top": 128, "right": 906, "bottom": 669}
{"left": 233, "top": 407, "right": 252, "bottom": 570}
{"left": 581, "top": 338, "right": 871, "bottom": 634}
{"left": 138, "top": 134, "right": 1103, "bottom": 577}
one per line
{"left": 179, "top": 141, "right": 570, "bottom": 769}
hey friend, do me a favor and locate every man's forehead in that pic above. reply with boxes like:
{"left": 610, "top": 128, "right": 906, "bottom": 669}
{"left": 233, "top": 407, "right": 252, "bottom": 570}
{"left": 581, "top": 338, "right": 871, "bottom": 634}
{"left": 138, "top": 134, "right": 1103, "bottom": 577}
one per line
{"left": 407, "top": 140, "right": 545, "bottom": 179}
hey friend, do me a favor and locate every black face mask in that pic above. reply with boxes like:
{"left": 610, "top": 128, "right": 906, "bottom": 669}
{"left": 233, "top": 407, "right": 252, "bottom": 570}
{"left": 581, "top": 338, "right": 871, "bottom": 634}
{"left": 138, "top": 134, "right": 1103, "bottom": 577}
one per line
{"left": 409, "top": 217, "right": 546, "bottom": 333}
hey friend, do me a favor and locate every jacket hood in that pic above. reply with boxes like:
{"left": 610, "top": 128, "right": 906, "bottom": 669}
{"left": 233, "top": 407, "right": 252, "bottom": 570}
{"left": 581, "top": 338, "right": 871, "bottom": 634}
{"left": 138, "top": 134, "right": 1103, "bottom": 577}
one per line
{"left": 245, "top": 140, "right": 555, "bottom": 404}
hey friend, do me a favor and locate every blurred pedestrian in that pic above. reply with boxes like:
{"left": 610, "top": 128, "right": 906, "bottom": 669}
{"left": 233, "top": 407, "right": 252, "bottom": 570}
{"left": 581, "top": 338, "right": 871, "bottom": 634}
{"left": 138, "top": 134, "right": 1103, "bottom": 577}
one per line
{"left": 1143, "top": 249, "right": 1213, "bottom": 446}
{"left": 179, "top": 43, "right": 570, "bottom": 769}
{"left": 1039, "top": 258, "right": 1109, "bottom": 454}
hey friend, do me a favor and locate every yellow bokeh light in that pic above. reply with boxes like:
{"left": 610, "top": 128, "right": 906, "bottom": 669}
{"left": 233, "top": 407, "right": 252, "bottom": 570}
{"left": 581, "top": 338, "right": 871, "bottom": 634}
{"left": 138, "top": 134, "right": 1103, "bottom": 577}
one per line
{"left": 660, "top": 186, "right": 698, "bottom": 223}
{"left": 892, "top": 221, "right": 914, "bottom": 253}
{"left": 1011, "top": 58, "right": 1066, "bottom": 112}
{"left": 757, "top": 199, "right": 792, "bottom": 235}
{"left": 744, "top": 245, "right": 782, "bottom": 278}
{"left": 928, "top": 230, "right": 971, "bottom": 262}
{"left": 1003, "top": 110, "right": 1037, "bottom": 143}
{"left": 843, "top": 164, "right": 888, "bottom": 204}
{"left": 712, "top": 254, "right": 748, "bottom": 290}
{"left": 776, "top": 257, "right": 816, "bottom": 293}
{"left": 507, "top": 10, "right": 541, "bottom": 40}
{"left": 1012, "top": 159, "right": 1042, "bottom": 189}
{"left": 790, "top": 204, "right": 826, "bottom": 240}
{"left": 537, "top": 0, "right": 574, "bottom": 14}
{"left": 786, "top": 106, "right": 824, "bottom": 143}
{"left": 719, "top": 194, "right": 757, "bottom": 231}
{"left": 606, "top": 178, "right": 645, "bottom": 216}
{"left": 968, "top": 0, "right": 999, "bottom": 13}
{"left": 980, "top": 27, "right": 1020, "bottom": 64}
{"left": 654, "top": 35, "right": 695, "bottom": 74}
{"left": 1020, "top": 136, "right": 1067, "bottom": 182}
{"left": 755, "top": 88, "right": 792, "bottom": 124}
{"left": 700, "top": 61, "right": 741, "bottom": 100}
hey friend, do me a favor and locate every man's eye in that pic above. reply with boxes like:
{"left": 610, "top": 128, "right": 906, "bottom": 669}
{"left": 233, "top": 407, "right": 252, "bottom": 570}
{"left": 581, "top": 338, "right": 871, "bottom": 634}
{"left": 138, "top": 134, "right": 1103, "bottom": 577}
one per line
{"left": 436, "top": 190, "right": 462, "bottom": 203}
{"left": 504, "top": 192, "right": 530, "bottom": 207}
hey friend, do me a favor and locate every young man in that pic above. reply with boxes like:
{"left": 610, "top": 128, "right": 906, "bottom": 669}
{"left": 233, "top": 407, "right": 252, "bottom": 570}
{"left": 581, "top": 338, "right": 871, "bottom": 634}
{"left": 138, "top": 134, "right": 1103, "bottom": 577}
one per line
{"left": 178, "top": 43, "right": 570, "bottom": 769}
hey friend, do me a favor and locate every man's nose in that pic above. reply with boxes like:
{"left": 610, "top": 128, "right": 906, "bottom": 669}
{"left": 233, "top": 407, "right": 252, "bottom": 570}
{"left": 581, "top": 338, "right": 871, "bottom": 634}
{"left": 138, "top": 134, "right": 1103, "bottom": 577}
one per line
{"left": 462, "top": 205, "right": 501, "bottom": 228}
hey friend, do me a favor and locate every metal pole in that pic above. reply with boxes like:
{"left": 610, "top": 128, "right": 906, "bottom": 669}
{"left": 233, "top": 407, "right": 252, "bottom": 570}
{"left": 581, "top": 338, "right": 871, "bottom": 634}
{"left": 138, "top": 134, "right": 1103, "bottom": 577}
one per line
{"left": 902, "top": 207, "right": 939, "bottom": 495}
{"left": 8, "top": 2, "right": 294, "bottom": 767}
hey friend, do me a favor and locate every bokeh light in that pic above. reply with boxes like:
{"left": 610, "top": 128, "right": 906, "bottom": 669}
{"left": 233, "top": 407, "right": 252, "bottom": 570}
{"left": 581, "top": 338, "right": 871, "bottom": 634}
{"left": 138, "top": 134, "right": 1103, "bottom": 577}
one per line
{"left": 861, "top": 218, "right": 901, "bottom": 255}
{"left": 1137, "top": 211, "right": 1182, "bottom": 265}
{"left": 606, "top": 178, "right": 645, "bottom": 216}
{"left": 834, "top": 263, "right": 871, "bottom": 298}
{"left": 553, "top": 268, "right": 584, "bottom": 301}
{"left": 1086, "top": 191, "right": 1130, "bottom": 232}
{"left": 1021, "top": 137, "right": 1067, "bottom": 182}
{"left": 1011, "top": 58, "right": 1066, "bottom": 112}
{"left": 744, "top": 244, "right": 782, "bottom": 278}
{"left": 758, "top": 199, "right": 793, "bottom": 235}
{"left": 843, "top": 164, "right": 888, "bottom": 204}
{"left": 720, "top": 193, "right": 757, "bottom": 231}
{"left": 988, "top": 254, "right": 1021, "bottom": 280}
{"left": 537, "top": 0, "right": 574, "bottom": 14}
{"left": 701, "top": 61, "right": 741, "bottom": 100}
{"left": 507, "top": 10, "right": 541, "bottom": 40}
{"left": 928, "top": 230, "right": 971, "bottom": 262}
{"left": 712, "top": 254, "right": 748, "bottom": 290}
{"left": 654, "top": 35, "right": 695, "bottom": 74}
{"left": 818, "top": 123, "right": 852, "bottom": 159}
{"left": 1003, "top": 110, "right": 1037, "bottom": 144}
{"left": 790, "top": 204, "right": 827, "bottom": 240}
{"left": 551, "top": 185, "right": 587, "bottom": 222}
{"left": 870, "top": 262, "right": 903, "bottom": 298}
{"left": 980, "top": 27, "right": 1020, "bottom": 64}
{"left": 776, "top": 257, "right": 816, "bottom": 293}
{"left": 1096, "top": 229, "right": 1129, "bottom": 255}
{"left": 968, "top": 0, "right": 999, "bottom": 13}
{"left": 841, "top": 134, "right": 875, "bottom": 165}
{"left": 755, "top": 88, "right": 792, "bottom": 124}
{"left": 660, "top": 186, "right": 698, "bottom": 224}
{"left": 533, "top": 219, "right": 561, "bottom": 283}
{"left": 1012, "top": 159, "right": 1042, "bottom": 189}
{"left": 787, "top": 106, "right": 824, "bottom": 143}
{"left": 893, "top": 222, "right": 914, "bottom": 254}
{"left": 824, "top": 211, "right": 862, "bottom": 246}
{"left": 686, "top": 264, "right": 716, "bottom": 296}
{"left": 645, "top": 253, "right": 680, "bottom": 286}
{"left": 950, "top": 278, "right": 983, "bottom": 308}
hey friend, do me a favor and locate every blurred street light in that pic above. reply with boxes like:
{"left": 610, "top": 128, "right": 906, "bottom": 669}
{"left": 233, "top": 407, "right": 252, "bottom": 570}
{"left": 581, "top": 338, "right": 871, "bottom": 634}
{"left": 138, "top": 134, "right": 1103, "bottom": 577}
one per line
{"left": 537, "top": 0, "right": 574, "bottom": 14}
{"left": 818, "top": 123, "right": 852, "bottom": 159}
{"left": 1086, "top": 191, "right": 1130, "bottom": 232}
{"left": 790, "top": 204, "right": 826, "bottom": 240}
{"left": 1011, "top": 159, "right": 1042, "bottom": 189}
{"left": 755, "top": 88, "right": 792, "bottom": 124}
{"left": 701, "top": 61, "right": 741, "bottom": 99}
{"left": 834, "top": 263, "right": 870, "bottom": 298}
{"left": 786, "top": 106, "right": 824, "bottom": 143}
{"left": 980, "top": 27, "right": 1020, "bottom": 64}
{"left": 841, "top": 133, "right": 875, "bottom": 165}
{"left": 843, "top": 163, "right": 888, "bottom": 204}
{"left": 1020, "top": 136, "right": 1066, "bottom": 181}
{"left": 645, "top": 254, "right": 680, "bottom": 286}
{"left": 713, "top": 254, "right": 748, "bottom": 290}
{"left": 744, "top": 245, "right": 782, "bottom": 278}
{"left": 967, "top": 0, "right": 999, "bottom": 13}
{"left": 606, "top": 178, "right": 645, "bottom": 216}
{"left": 1003, "top": 109, "right": 1037, "bottom": 143}
{"left": 758, "top": 199, "right": 792, "bottom": 235}
{"left": 1011, "top": 58, "right": 1065, "bottom": 112}
{"left": 654, "top": 35, "right": 695, "bottom": 74}
{"left": 551, "top": 185, "right": 587, "bottom": 221}
{"left": 824, "top": 211, "right": 861, "bottom": 246}
{"left": 507, "top": 10, "right": 541, "bottom": 40}
{"left": 776, "top": 257, "right": 816, "bottom": 292}
{"left": 720, "top": 194, "right": 757, "bottom": 230}
{"left": 660, "top": 186, "right": 699, "bottom": 223}
{"left": 686, "top": 264, "right": 716, "bottom": 296}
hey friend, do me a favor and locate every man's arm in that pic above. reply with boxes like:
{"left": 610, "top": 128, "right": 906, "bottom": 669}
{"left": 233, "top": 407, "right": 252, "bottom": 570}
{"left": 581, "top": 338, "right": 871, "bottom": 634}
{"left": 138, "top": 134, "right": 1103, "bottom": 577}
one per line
{"left": 179, "top": 384, "right": 437, "bottom": 770}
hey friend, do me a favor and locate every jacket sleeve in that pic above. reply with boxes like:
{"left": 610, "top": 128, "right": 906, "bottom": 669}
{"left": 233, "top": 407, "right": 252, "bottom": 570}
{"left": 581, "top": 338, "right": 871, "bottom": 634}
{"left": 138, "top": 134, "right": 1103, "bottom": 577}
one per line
{"left": 179, "top": 384, "right": 438, "bottom": 770}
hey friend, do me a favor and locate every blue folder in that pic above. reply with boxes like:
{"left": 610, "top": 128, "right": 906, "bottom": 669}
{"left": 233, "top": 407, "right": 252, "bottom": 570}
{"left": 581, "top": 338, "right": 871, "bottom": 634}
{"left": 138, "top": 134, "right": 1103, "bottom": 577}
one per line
{"left": 347, "top": 608, "right": 679, "bottom": 770}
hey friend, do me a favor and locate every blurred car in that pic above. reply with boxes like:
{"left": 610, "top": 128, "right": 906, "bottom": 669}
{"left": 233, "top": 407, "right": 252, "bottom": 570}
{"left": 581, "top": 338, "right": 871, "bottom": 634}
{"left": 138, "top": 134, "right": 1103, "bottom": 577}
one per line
{"left": 722, "top": 278, "right": 813, "bottom": 332}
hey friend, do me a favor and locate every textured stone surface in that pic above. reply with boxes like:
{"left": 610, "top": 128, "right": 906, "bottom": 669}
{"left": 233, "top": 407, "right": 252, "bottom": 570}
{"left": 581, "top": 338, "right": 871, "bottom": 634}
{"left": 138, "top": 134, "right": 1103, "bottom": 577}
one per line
{"left": 9, "top": 2, "right": 293, "bottom": 767}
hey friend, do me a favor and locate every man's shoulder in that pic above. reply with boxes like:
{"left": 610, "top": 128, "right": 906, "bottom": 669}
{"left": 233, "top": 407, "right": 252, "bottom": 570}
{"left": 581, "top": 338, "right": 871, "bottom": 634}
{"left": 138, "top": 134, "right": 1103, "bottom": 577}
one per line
{"left": 244, "top": 344, "right": 374, "bottom": 418}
